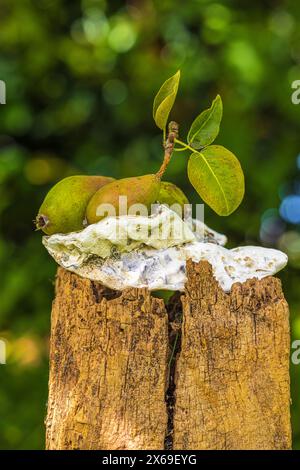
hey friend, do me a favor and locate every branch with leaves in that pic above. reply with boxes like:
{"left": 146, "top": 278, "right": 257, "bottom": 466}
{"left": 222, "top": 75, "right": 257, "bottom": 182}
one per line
{"left": 153, "top": 71, "right": 245, "bottom": 216}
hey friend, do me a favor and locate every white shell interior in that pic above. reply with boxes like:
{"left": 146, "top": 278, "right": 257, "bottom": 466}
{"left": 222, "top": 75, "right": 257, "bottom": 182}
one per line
{"left": 43, "top": 205, "right": 287, "bottom": 292}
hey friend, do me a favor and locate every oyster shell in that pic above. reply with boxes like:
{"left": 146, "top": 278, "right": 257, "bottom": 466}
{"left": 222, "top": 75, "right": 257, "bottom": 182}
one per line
{"left": 43, "top": 205, "right": 287, "bottom": 292}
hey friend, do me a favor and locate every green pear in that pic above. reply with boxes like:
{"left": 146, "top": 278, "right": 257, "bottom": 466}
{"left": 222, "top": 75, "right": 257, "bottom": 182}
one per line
{"left": 158, "top": 181, "right": 189, "bottom": 216}
{"left": 86, "top": 174, "right": 161, "bottom": 224}
{"left": 35, "top": 175, "right": 115, "bottom": 235}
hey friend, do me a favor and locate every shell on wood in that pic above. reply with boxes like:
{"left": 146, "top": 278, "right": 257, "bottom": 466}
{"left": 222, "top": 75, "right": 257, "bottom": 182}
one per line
{"left": 43, "top": 205, "right": 287, "bottom": 292}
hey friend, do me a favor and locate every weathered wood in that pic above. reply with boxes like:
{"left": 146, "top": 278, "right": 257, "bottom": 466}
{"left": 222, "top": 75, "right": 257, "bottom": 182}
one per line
{"left": 46, "top": 267, "right": 169, "bottom": 450}
{"left": 46, "top": 261, "right": 291, "bottom": 450}
{"left": 173, "top": 260, "right": 291, "bottom": 450}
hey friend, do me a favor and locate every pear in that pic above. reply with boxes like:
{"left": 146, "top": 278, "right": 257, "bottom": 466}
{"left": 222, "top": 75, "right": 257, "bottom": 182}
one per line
{"left": 158, "top": 181, "right": 189, "bottom": 216}
{"left": 35, "top": 175, "right": 115, "bottom": 235}
{"left": 86, "top": 174, "right": 161, "bottom": 224}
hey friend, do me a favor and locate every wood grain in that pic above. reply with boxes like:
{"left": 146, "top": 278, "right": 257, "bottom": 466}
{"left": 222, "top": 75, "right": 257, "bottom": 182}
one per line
{"left": 46, "top": 262, "right": 291, "bottom": 450}
{"left": 173, "top": 260, "right": 291, "bottom": 449}
{"left": 46, "top": 267, "right": 168, "bottom": 450}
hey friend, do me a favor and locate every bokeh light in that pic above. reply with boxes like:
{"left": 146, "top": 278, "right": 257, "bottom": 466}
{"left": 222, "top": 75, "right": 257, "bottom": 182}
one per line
{"left": 108, "top": 20, "right": 137, "bottom": 53}
{"left": 24, "top": 156, "right": 70, "bottom": 185}
{"left": 83, "top": 13, "right": 109, "bottom": 44}
{"left": 279, "top": 231, "right": 300, "bottom": 268}
{"left": 280, "top": 195, "right": 300, "bottom": 224}
{"left": 102, "top": 79, "right": 128, "bottom": 106}
{"left": 260, "top": 208, "right": 286, "bottom": 245}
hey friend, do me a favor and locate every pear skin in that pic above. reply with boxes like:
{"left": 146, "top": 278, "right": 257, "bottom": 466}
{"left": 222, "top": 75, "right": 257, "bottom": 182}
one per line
{"left": 36, "top": 175, "right": 115, "bottom": 235}
{"left": 86, "top": 174, "right": 160, "bottom": 224}
{"left": 158, "top": 181, "right": 189, "bottom": 216}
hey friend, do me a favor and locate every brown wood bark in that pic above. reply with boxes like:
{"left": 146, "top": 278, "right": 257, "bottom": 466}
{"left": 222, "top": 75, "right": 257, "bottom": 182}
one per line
{"left": 46, "top": 261, "right": 292, "bottom": 450}
{"left": 173, "top": 260, "right": 291, "bottom": 450}
{"left": 45, "top": 267, "right": 169, "bottom": 450}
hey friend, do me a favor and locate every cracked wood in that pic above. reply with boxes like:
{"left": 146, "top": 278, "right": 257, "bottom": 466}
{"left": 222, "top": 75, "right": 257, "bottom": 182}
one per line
{"left": 46, "top": 267, "right": 168, "bottom": 450}
{"left": 173, "top": 260, "right": 291, "bottom": 450}
{"left": 46, "top": 261, "right": 291, "bottom": 450}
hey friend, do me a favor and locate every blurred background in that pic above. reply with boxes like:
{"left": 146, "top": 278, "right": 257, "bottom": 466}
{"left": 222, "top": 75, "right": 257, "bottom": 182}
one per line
{"left": 0, "top": 0, "right": 299, "bottom": 449}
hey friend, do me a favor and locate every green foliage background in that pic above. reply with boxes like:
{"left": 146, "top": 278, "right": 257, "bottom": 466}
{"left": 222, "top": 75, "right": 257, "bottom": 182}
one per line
{"left": 0, "top": 0, "right": 300, "bottom": 449}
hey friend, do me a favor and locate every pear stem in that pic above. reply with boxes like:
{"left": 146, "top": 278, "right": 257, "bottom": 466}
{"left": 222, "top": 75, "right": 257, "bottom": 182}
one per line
{"left": 156, "top": 121, "right": 179, "bottom": 179}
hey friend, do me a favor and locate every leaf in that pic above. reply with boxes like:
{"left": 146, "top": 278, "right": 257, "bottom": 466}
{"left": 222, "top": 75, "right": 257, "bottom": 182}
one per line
{"left": 153, "top": 70, "right": 180, "bottom": 130}
{"left": 187, "top": 95, "right": 223, "bottom": 149}
{"left": 187, "top": 145, "right": 244, "bottom": 216}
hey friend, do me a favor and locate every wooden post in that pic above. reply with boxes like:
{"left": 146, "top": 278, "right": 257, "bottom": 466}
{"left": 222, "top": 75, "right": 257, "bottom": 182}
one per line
{"left": 174, "top": 261, "right": 291, "bottom": 450}
{"left": 46, "top": 261, "right": 292, "bottom": 450}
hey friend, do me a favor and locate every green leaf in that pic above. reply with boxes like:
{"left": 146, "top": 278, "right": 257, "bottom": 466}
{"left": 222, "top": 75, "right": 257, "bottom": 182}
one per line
{"left": 153, "top": 70, "right": 180, "bottom": 130}
{"left": 187, "top": 145, "right": 244, "bottom": 216}
{"left": 187, "top": 95, "right": 223, "bottom": 149}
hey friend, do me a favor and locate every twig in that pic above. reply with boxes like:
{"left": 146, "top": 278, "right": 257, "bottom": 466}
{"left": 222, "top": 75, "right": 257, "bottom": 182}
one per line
{"left": 156, "top": 121, "right": 179, "bottom": 179}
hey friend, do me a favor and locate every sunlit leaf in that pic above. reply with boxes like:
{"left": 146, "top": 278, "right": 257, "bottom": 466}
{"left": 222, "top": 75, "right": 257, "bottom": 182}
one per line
{"left": 187, "top": 145, "right": 244, "bottom": 216}
{"left": 153, "top": 70, "right": 180, "bottom": 130}
{"left": 187, "top": 95, "right": 223, "bottom": 149}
